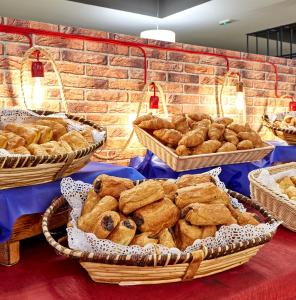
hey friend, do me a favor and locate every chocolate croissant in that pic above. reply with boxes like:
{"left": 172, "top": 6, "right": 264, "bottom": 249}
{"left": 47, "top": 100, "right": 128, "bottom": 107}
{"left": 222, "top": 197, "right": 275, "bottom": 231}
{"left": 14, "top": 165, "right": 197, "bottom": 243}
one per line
{"left": 93, "top": 211, "right": 120, "bottom": 239}
{"left": 119, "top": 180, "right": 165, "bottom": 214}
{"left": 159, "top": 180, "right": 177, "bottom": 201}
{"left": 93, "top": 174, "right": 134, "bottom": 199}
{"left": 153, "top": 129, "right": 182, "bottom": 147}
{"left": 176, "top": 174, "right": 213, "bottom": 188}
{"left": 108, "top": 219, "right": 137, "bottom": 245}
{"left": 81, "top": 188, "right": 101, "bottom": 216}
{"left": 133, "top": 198, "right": 179, "bottom": 234}
{"left": 131, "top": 232, "right": 158, "bottom": 247}
{"left": 158, "top": 228, "right": 176, "bottom": 248}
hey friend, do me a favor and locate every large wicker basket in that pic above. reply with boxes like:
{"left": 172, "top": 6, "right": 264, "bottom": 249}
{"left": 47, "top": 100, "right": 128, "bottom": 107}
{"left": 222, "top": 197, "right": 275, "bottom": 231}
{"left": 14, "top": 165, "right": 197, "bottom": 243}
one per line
{"left": 249, "top": 162, "right": 296, "bottom": 231}
{"left": 0, "top": 110, "right": 106, "bottom": 189}
{"left": 42, "top": 190, "right": 277, "bottom": 285}
{"left": 263, "top": 113, "right": 296, "bottom": 144}
{"left": 134, "top": 126, "right": 274, "bottom": 171}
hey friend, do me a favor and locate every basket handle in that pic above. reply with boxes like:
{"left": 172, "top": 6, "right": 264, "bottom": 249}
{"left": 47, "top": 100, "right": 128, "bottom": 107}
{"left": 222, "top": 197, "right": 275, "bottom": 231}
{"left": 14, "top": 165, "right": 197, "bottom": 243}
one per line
{"left": 20, "top": 46, "right": 68, "bottom": 114}
{"left": 182, "top": 248, "right": 206, "bottom": 281}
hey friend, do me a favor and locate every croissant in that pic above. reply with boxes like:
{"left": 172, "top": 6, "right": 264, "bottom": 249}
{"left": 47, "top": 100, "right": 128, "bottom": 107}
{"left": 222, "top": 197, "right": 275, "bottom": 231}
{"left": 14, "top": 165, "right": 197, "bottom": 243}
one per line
{"left": 192, "top": 140, "right": 221, "bottom": 155}
{"left": 237, "top": 140, "right": 254, "bottom": 150}
{"left": 178, "top": 129, "right": 204, "bottom": 147}
{"left": 175, "top": 145, "right": 192, "bottom": 156}
{"left": 227, "top": 123, "right": 246, "bottom": 133}
{"left": 188, "top": 113, "right": 211, "bottom": 122}
{"left": 138, "top": 117, "right": 174, "bottom": 130}
{"left": 153, "top": 129, "right": 182, "bottom": 147}
{"left": 215, "top": 117, "right": 233, "bottom": 126}
{"left": 278, "top": 177, "right": 294, "bottom": 191}
{"left": 224, "top": 128, "right": 239, "bottom": 145}
{"left": 208, "top": 123, "right": 225, "bottom": 140}
{"left": 237, "top": 132, "right": 263, "bottom": 148}
{"left": 171, "top": 114, "right": 191, "bottom": 133}
{"left": 133, "top": 113, "right": 154, "bottom": 125}
{"left": 190, "top": 119, "right": 210, "bottom": 139}
{"left": 217, "top": 142, "right": 237, "bottom": 152}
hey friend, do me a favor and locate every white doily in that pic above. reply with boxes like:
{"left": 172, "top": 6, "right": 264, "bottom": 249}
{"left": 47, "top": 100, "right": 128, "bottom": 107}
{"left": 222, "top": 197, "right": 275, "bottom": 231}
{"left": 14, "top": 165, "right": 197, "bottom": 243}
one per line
{"left": 61, "top": 169, "right": 279, "bottom": 257}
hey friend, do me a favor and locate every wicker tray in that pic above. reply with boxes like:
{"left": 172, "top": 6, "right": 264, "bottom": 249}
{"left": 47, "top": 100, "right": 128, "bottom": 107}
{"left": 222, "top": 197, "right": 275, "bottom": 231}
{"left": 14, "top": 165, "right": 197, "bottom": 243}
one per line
{"left": 134, "top": 125, "right": 274, "bottom": 171}
{"left": 42, "top": 190, "right": 277, "bottom": 285}
{"left": 0, "top": 110, "right": 106, "bottom": 189}
{"left": 263, "top": 113, "right": 296, "bottom": 145}
{"left": 249, "top": 162, "right": 296, "bottom": 231}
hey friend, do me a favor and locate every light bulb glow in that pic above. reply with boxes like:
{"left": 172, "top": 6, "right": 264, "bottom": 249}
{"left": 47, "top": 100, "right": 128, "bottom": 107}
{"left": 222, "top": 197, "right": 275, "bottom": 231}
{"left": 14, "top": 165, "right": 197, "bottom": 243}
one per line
{"left": 128, "top": 112, "right": 137, "bottom": 130}
{"left": 32, "top": 77, "right": 44, "bottom": 109}
{"left": 235, "top": 92, "right": 245, "bottom": 111}
{"left": 140, "top": 30, "right": 176, "bottom": 43}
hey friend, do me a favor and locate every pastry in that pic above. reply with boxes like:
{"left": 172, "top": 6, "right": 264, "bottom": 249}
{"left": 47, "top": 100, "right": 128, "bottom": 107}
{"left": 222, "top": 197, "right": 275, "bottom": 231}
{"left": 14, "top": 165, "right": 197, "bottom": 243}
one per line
{"left": 0, "top": 131, "right": 25, "bottom": 149}
{"left": 138, "top": 117, "right": 174, "bottom": 130}
{"left": 215, "top": 117, "right": 233, "bottom": 127}
{"left": 171, "top": 114, "right": 191, "bottom": 134}
{"left": 41, "top": 141, "right": 69, "bottom": 155}
{"left": 158, "top": 228, "right": 176, "bottom": 248}
{"left": 174, "top": 219, "right": 203, "bottom": 250}
{"left": 80, "top": 128, "right": 94, "bottom": 143}
{"left": 175, "top": 182, "right": 224, "bottom": 208}
{"left": 93, "top": 174, "right": 134, "bottom": 199}
{"left": 0, "top": 134, "right": 8, "bottom": 148}
{"left": 227, "top": 204, "right": 260, "bottom": 226}
{"left": 227, "top": 123, "right": 246, "bottom": 133}
{"left": 224, "top": 129, "right": 239, "bottom": 145}
{"left": 176, "top": 174, "right": 213, "bottom": 188}
{"left": 159, "top": 180, "right": 177, "bottom": 201}
{"left": 237, "top": 132, "right": 263, "bottom": 148}
{"left": 133, "top": 198, "right": 180, "bottom": 234}
{"left": 59, "top": 130, "right": 89, "bottom": 151}
{"left": 217, "top": 142, "right": 237, "bottom": 152}
{"left": 119, "top": 180, "right": 165, "bottom": 214}
{"left": 188, "top": 113, "right": 211, "bottom": 122}
{"left": 27, "top": 144, "right": 49, "bottom": 156}
{"left": 284, "top": 185, "right": 296, "bottom": 199}
{"left": 201, "top": 225, "right": 217, "bottom": 239}
{"left": 5, "top": 123, "right": 39, "bottom": 145}
{"left": 237, "top": 140, "right": 254, "bottom": 150}
{"left": 133, "top": 113, "right": 154, "bottom": 125}
{"left": 93, "top": 211, "right": 120, "bottom": 239}
{"left": 190, "top": 119, "right": 210, "bottom": 139}
{"left": 192, "top": 140, "right": 221, "bottom": 155}
{"left": 178, "top": 129, "right": 204, "bottom": 148}
{"left": 9, "top": 146, "right": 30, "bottom": 155}
{"left": 32, "top": 124, "right": 53, "bottom": 144}
{"left": 131, "top": 232, "right": 158, "bottom": 247}
{"left": 183, "top": 203, "right": 237, "bottom": 226}
{"left": 78, "top": 195, "right": 118, "bottom": 232}
{"left": 81, "top": 188, "right": 101, "bottom": 216}
{"left": 208, "top": 123, "right": 225, "bottom": 140}
{"left": 290, "top": 176, "right": 296, "bottom": 185}
{"left": 176, "top": 145, "right": 191, "bottom": 156}
{"left": 278, "top": 177, "right": 294, "bottom": 191}
{"left": 153, "top": 129, "right": 182, "bottom": 147}
{"left": 108, "top": 219, "right": 137, "bottom": 245}
{"left": 35, "top": 119, "right": 67, "bottom": 140}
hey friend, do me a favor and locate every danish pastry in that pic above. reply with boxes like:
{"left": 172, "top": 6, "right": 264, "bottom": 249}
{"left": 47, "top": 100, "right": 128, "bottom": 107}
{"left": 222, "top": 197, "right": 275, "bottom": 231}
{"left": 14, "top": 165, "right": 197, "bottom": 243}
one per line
{"left": 93, "top": 211, "right": 120, "bottom": 239}
{"left": 108, "top": 219, "right": 137, "bottom": 245}
{"left": 5, "top": 123, "right": 39, "bottom": 145}
{"left": 32, "top": 124, "right": 53, "bottom": 144}
{"left": 9, "top": 146, "right": 30, "bottom": 155}
{"left": 131, "top": 232, "right": 158, "bottom": 247}
{"left": 158, "top": 228, "right": 176, "bottom": 248}
{"left": 176, "top": 174, "right": 213, "bottom": 188}
{"left": 0, "top": 131, "right": 25, "bottom": 149}
{"left": 35, "top": 119, "right": 67, "bottom": 140}
{"left": 0, "top": 134, "right": 7, "bottom": 148}
{"left": 27, "top": 144, "right": 49, "bottom": 156}
{"left": 81, "top": 188, "right": 101, "bottom": 216}
{"left": 59, "top": 130, "right": 89, "bottom": 151}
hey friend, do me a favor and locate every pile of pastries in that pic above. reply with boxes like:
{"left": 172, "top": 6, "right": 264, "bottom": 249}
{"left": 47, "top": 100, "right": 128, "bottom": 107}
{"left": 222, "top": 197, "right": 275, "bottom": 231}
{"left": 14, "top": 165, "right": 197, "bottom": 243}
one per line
{"left": 277, "top": 176, "right": 296, "bottom": 201}
{"left": 274, "top": 115, "right": 296, "bottom": 129}
{"left": 134, "top": 113, "right": 264, "bottom": 156}
{"left": 0, "top": 117, "right": 94, "bottom": 156}
{"left": 77, "top": 174, "right": 260, "bottom": 250}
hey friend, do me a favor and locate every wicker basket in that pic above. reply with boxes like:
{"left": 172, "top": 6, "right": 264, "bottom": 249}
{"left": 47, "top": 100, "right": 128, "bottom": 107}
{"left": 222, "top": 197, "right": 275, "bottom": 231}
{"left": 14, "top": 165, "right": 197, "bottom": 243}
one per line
{"left": 249, "top": 162, "right": 296, "bottom": 231}
{"left": 263, "top": 113, "right": 296, "bottom": 144}
{"left": 134, "top": 126, "right": 274, "bottom": 171}
{"left": 0, "top": 110, "right": 106, "bottom": 189}
{"left": 42, "top": 190, "right": 277, "bottom": 285}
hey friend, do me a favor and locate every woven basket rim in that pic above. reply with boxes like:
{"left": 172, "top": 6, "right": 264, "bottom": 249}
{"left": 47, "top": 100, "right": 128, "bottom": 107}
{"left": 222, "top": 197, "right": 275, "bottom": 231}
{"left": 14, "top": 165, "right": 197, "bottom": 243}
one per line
{"left": 42, "top": 180, "right": 277, "bottom": 267}
{"left": 263, "top": 113, "right": 296, "bottom": 135}
{"left": 249, "top": 162, "right": 296, "bottom": 211}
{"left": 0, "top": 110, "right": 106, "bottom": 168}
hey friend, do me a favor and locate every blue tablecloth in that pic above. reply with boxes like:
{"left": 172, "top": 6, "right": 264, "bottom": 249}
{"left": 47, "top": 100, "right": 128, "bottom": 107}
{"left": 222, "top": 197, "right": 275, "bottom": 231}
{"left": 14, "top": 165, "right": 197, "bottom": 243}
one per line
{"left": 0, "top": 162, "right": 145, "bottom": 243}
{"left": 129, "top": 141, "right": 296, "bottom": 197}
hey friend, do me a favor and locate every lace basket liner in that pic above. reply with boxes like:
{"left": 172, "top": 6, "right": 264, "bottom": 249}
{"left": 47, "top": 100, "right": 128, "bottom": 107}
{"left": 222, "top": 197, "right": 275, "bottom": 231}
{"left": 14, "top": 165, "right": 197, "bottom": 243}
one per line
{"left": 62, "top": 168, "right": 279, "bottom": 257}
{"left": 0, "top": 109, "right": 106, "bottom": 156}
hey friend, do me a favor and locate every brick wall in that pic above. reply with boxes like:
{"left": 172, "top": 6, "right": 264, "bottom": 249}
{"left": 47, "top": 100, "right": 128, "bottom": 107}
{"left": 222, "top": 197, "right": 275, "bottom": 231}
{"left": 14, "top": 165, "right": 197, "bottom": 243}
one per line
{"left": 1, "top": 16, "right": 296, "bottom": 165}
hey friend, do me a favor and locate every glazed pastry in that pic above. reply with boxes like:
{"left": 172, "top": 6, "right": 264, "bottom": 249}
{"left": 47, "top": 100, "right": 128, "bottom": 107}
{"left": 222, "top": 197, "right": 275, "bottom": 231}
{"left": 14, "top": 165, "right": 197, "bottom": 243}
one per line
{"left": 227, "top": 123, "right": 246, "bottom": 134}
{"left": 93, "top": 174, "right": 134, "bottom": 199}
{"left": 80, "top": 128, "right": 94, "bottom": 144}
{"left": 183, "top": 203, "right": 237, "bottom": 226}
{"left": 78, "top": 195, "right": 118, "bottom": 232}
{"left": 119, "top": 180, "right": 165, "bottom": 214}
{"left": 237, "top": 132, "right": 263, "bottom": 148}
{"left": 174, "top": 219, "right": 203, "bottom": 250}
{"left": 278, "top": 177, "right": 294, "bottom": 191}
{"left": 208, "top": 123, "right": 225, "bottom": 140}
{"left": 171, "top": 114, "right": 191, "bottom": 134}
{"left": 237, "top": 140, "right": 254, "bottom": 150}
{"left": 59, "top": 130, "right": 89, "bottom": 151}
{"left": 81, "top": 188, "right": 101, "bottom": 216}
{"left": 0, "top": 134, "right": 7, "bottom": 148}
{"left": 27, "top": 144, "right": 49, "bottom": 156}
{"left": 108, "top": 219, "right": 137, "bottom": 245}
{"left": 131, "top": 232, "right": 158, "bottom": 247}
{"left": 133, "top": 198, "right": 180, "bottom": 234}
{"left": 188, "top": 113, "right": 211, "bottom": 122}
{"left": 175, "top": 182, "right": 223, "bottom": 208}
{"left": 0, "top": 131, "right": 25, "bottom": 149}
{"left": 192, "top": 140, "right": 221, "bottom": 155}
{"left": 5, "top": 123, "right": 39, "bottom": 145}
{"left": 35, "top": 119, "right": 67, "bottom": 140}
{"left": 201, "top": 225, "right": 217, "bottom": 239}
{"left": 9, "top": 146, "right": 30, "bottom": 155}
{"left": 224, "top": 129, "right": 239, "bottom": 145}
{"left": 133, "top": 113, "right": 154, "bottom": 125}
{"left": 153, "top": 129, "right": 182, "bottom": 147}
{"left": 159, "top": 180, "right": 177, "bottom": 201}
{"left": 176, "top": 174, "right": 213, "bottom": 188}
{"left": 93, "top": 211, "right": 121, "bottom": 239}
{"left": 176, "top": 145, "right": 191, "bottom": 156}
{"left": 32, "top": 125, "right": 53, "bottom": 144}
{"left": 158, "top": 228, "right": 176, "bottom": 248}
{"left": 138, "top": 117, "right": 174, "bottom": 130}
{"left": 217, "top": 142, "right": 237, "bottom": 152}
{"left": 215, "top": 117, "right": 233, "bottom": 127}
{"left": 178, "top": 129, "right": 204, "bottom": 148}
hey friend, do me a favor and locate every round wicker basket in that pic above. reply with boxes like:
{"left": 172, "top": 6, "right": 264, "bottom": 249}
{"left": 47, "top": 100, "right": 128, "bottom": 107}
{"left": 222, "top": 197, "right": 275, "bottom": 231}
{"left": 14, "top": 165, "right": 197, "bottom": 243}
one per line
{"left": 42, "top": 189, "right": 277, "bottom": 285}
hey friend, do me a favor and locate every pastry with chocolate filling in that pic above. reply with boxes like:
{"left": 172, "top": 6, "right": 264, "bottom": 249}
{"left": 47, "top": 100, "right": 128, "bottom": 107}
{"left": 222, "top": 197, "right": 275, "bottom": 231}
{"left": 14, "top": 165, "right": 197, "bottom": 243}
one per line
{"left": 159, "top": 180, "right": 177, "bottom": 201}
{"left": 81, "top": 188, "right": 101, "bottom": 216}
{"left": 108, "top": 219, "right": 137, "bottom": 245}
{"left": 130, "top": 232, "right": 158, "bottom": 247}
{"left": 93, "top": 211, "right": 120, "bottom": 239}
{"left": 176, "top": 174, "right": 213, "bottom": 189}
{"left": 158, "top": 228, "right": 176, "bottom": 248}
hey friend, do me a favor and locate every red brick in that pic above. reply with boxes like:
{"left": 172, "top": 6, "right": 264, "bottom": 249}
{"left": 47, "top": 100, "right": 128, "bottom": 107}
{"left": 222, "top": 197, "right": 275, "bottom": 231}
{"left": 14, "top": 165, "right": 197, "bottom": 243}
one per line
{"left": 87, "top": 114, "right": 130, "bottom": 125}
{"left": 200, "top": 56, "right": 227, "bottom": 67}
{"left": 215, "top": 49, "right": 241, "bottom": 58}
{"left": 182, "top": 44, "right": 214, "bottom": 53}
{"left": 150, "top": 61, "right": 182, "bottom": 72}
{"left": 129, "top": 70, "right": 166, "bottom": 81}
{"left": 62, "top": 50, "right": 107, "bottom": 64}
{"left": 85, "top": 42, "right": 128, "bottom": 55}
{"left": 253, "top": 81, "right": 274, "bottom": 90}
{"left": 170, "top": 95, "right": 199, "bottom": 104}
{"left": 168, "top": 73, "right": 198, "bottom": 84}
{"left": 199, "top": 75, "right": 216, "bottom": 85}
{"left": 184, "top": 64, "right": 214, "bottom": 75}
{"left": 147, "top": 39, "right": 183, "bottom": 49}
{"left": 161, "top": 82, "right": 183, "bottom": 93}
{"left": 86, "top": 65, "right": 128, "bottom": 79}
{"left": 0, "top": 43, "right": 3, "bottom": 55}
{"left": 168, "top": 51, "right": 200, "bottom": 63}
{"left": 241, "top": 79, "right": 253, "bottom": 88}
{"left": 108, "top": 126, "right": 131, "bottom": 138}
{"left": 110, "top": 56, "right": 144, "bottom": 68}
{"left": 45, "top": 61, "right": 85, "bottom": 75}
{"left": 108, "top": 102, "right": 139, "bottom": 113}
{"left": 68, "top": 101, "right": 108, "bottom": 113}
{"left": 109, "top": 80, "right": 144, "bottom": 91}
{"left": 0, "top": 72, "right": 3, "bottom": 84}
{"left": 35, "top": 36, "right": 84, "bottom": 50}
{"left": 241, "top": 53, "right": 266, "bottom": 62}
{"left": 86, "top": 90, "right": 128, "bottom": 102}
{"left": 60, "top": 26, "right": 108, "bottom": 38}
{"left": 4, "top": 71, "right": 21, "bottom": 85}
{"left": 278, "top": 82, "right": 296, "bottom": 91}
{"left": 167, "top": 104, "right": 183, "bottom": 114}
{"left": 266, "top": 73, "right": 288, "bottom": 82}
{"left": 5, "top": 44, "right": 30, "bottom": 57}
{"left": 183, "top": 104, "right": 213, "bottom": 114}
{"left": 47, "top": 88, "right": 84, "bottom": 100}
{"left": 253, "top": 98, "right": 268, "bottom": 106}
{"left": 0, "top": 33, "right": 29, "bottom": 43}
{"left": 214, "top": 67, "right": 228, "bottom": 76}
{"left": 109, "top": 33, "right": 147, "bottom": 44}
{"left": 267, "top": 56, "right": 287, "bottom": 65}
{"left": 0, "top": 85, "right": 21, "bottom": 98}
{"left": 277, "top": 65, "right": 292, "bottom": 74}
{"left": 184, "top": 85, "right": 214, "bottom": 95}
{"left": 242, "top": 70, "right": 265, "bottom": 80}
{"left": 199, "top": 95, "right": 216, "bottom": 105}
{"left": 131, "top": 48, "right": 166, "bottom": 59}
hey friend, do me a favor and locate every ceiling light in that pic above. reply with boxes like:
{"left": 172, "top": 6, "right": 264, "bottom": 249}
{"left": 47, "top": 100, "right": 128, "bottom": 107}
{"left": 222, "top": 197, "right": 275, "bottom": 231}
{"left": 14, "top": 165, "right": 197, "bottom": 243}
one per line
{"left": 140, "top": 29, "right": 176, "bottom": 43}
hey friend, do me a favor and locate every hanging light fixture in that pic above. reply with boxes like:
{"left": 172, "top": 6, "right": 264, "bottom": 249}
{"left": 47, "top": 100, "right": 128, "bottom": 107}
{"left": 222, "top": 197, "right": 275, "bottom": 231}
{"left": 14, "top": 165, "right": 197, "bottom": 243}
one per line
{"left": 31, "top": 50, "right": 45, "bottom": 109}
{"left": 235, "top": 80, "right": 246, "bottom": 123}
{"left": 140, "top": 0, "right": 176, "bottom": 43}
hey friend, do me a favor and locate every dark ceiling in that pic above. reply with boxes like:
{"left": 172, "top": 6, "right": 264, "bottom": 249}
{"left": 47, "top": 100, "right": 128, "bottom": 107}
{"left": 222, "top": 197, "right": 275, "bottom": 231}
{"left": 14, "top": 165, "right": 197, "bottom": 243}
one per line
{"left": 68, "top": 0, "right": 210, "bottom": 17}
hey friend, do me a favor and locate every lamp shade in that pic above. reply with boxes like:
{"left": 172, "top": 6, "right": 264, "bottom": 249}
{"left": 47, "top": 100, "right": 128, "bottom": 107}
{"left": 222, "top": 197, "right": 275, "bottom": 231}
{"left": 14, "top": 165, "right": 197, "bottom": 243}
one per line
{"left": 140, "top": 29, "right": 175, "bottom": 43}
